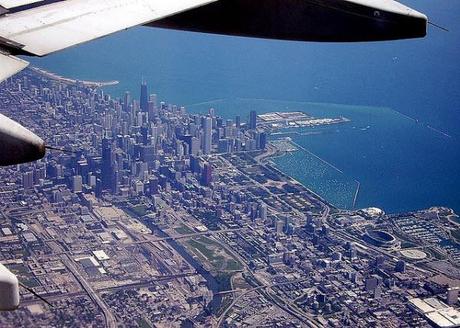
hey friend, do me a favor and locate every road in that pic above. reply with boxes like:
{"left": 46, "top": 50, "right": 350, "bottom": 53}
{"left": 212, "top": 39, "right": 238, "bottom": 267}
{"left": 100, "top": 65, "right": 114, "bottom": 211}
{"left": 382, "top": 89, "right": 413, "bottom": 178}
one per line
{"left": 216, "top": 277, "right": 320, "bottom": 327}
{"left": 21, "top": 272, "right": 199, "bottom": 307}
{"left": 130, "top": 228, "right": 243, "bottom": 244}
{"left": 62, "top": 255, "right": 117, "bottom": 328}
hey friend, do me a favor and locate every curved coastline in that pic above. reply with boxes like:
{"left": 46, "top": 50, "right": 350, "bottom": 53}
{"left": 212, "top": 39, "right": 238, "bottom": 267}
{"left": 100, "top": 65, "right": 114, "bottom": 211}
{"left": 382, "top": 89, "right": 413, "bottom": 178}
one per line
{"left": 30, "top": 67, "right": 119, "bottom": 87}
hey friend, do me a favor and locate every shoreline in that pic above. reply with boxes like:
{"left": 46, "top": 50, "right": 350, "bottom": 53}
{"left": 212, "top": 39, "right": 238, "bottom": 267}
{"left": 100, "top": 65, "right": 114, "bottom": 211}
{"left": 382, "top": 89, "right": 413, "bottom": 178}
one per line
{"left": 30, "top": 67, "right": 119, "bottom": 87}
{"left": 260, "top": 144, "right": 338, "bottom": 210}
{"left": 267, "top": 139, "right": 359, "bottom": 210}
{"left": 267, "top": 143, "right": 458, "bottom": 216}
{"left": 22, "top": 66, "right": 459, "bottom": 216}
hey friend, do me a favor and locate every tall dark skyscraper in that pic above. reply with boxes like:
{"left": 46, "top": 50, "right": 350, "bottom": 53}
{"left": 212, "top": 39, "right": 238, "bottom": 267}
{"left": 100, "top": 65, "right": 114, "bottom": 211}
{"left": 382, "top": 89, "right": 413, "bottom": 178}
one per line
{"left": 101, "top": 137, "right": 114, "bottom": 190}
{"left": 201, "top": 163, "right": 212, "bottom": 186}
{"left": 260, "top": 132, "right": 267, "bottom": 149}
{"left": 249, "top": 110, "right": 257, "bottom": 130}
{"left": 140, "top": 81, "right": 148, "bottom": 113}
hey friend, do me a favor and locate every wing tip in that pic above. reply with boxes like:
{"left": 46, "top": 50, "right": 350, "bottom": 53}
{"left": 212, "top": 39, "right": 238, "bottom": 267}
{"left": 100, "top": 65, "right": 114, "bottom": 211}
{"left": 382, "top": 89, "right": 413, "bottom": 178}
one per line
{"left": 0, "top": 52, "right": 29, "bottom": 83}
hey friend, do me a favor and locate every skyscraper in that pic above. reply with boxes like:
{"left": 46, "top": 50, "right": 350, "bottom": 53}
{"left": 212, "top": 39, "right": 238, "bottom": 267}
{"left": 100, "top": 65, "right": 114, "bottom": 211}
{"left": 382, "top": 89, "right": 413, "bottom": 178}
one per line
{"left": 259, "top": 203, "right": 268, "bottom": 220}
{"left": 447, "top": 287, "right": 459, "bottom": 305}
{"left": 203, "top": 116, "right": 212, "bottom": 155}
{"left": 249, "top": 110, "right": 257, "bottom": 130}
{"left": 201, "top": 163, "right": 212, "bottom": 186}
{"left": 101, "top": 137, "right": 114, "bottom": 190}
{"left": 22, "top": 171, "right": 34, "bottom": 189}
{"left": 140, "top": 81, "right": 148, "bottom": 113}
{"left": 123, "top": 91, "right": 131, "bottom": 112}
{"left": 72, "top": 175, "right": 83, "bottom": 193}
{"left": 259, "top": 132, "right": 267, "bottom": 149}
{"left": 235, "top": 115, "right": 241, "bottom": 128}
{"left": 140, "top": 126, "right": 149, "bottom": 145}
{"left": 190, "top": 137, "right": 200, "bottom": 155}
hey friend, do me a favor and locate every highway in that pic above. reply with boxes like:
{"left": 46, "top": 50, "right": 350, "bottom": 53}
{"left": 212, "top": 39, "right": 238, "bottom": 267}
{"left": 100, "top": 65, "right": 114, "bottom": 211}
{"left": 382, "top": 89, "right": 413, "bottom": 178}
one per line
{"left": 130, "top": 228, "right": 243, "bottom": 244}
{"left": 20, "top": 272, "right": 199, "bottom": 307}
{"left": 62, "top": 255, "right": 117, "bottom": 328}
{"left": 216, "top": 277, "right": 319, "bottom": 328}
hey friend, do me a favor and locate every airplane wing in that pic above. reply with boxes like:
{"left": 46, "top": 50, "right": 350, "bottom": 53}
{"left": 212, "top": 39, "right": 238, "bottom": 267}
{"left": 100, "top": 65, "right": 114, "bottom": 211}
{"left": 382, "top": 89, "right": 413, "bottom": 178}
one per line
{"left": 0, "top": 52, "right": 29, "bottom": 82}
{"left": 0, "top": 0, "right": 428, "bottom": 84}
{"left": 0, "top": 0, "right": 44, "bottom": 9}
{"left": 0, "top": 0, "right": 217, "bottom": 82}
{"left": 150, "top": 0, "right": 428, "bottom": 43}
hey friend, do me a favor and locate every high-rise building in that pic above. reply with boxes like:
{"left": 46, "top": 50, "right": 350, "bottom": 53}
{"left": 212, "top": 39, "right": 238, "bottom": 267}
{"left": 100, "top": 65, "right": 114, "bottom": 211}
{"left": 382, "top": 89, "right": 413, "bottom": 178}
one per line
{"left": 259, "top": 132, "right": 267, "bottom": 149}
{"left": 95, "top": 178, "right": 102, "bottom": 197}
{"left": 148, "top": 177, "right": 159, "bottom": 196}
{"left": 447, "top": 287, "right": 459, "bottom": 305}
{"left": 259, "top": 203, "right": 268, "bottom": 220}
{"left": 76, "top": 156, "right": 89, "bottom": 184}
{"left": 72, "top": 175, "right": 83, "bottom": 193}
{"left": 134, "top": 180, "right": 144, "bottom": 195}
{"left": 218, "top": 139, "right": 229, "bottom": 153}
{"left": 249, "top": 110, "right": 257, "bottom": 130}
{"left": 52, "top": 190, "right": 62, "bottom": 203}
{"left": 140, "top": 81, "right": 148, "bottom": 113}
{"left": 190, "top": 156, "right": 201, "bottom": 174}
{"left": 140, "top": 126, "right": 149, "bottom": 145}
{"left": 201, "top": 163, "right": 212, "bottom": 186}
{"left": 123, "top": 91, "right": 131, "bottom": 112}
{"left": 148, "top": 98, "right": 157, "bottom": 120}
{"left": 101, "top": 137, "right": 114, "bottom": 190}
{"left": 111, "top": 169, "right": 119, "bottom": 194}
{"left": 190, "top": 137, "right": 200, "bottom": 155}
{"left": 275, "top": 219, "right": 284, "bottom": 234}
{"left": 203, "top": 116, "right": 212, "bottom": 155}
{"left": 22, "top": 171, "right": 34, "bottom": 189}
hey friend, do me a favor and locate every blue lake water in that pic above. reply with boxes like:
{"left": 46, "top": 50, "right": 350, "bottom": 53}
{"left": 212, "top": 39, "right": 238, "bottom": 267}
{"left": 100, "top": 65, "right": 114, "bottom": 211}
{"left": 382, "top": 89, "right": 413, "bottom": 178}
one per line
{"left": 25, "top": 0, "right": 460, "bottom": 214}
{"left": 189, "top": 98, "right": 460, "bottom": 213}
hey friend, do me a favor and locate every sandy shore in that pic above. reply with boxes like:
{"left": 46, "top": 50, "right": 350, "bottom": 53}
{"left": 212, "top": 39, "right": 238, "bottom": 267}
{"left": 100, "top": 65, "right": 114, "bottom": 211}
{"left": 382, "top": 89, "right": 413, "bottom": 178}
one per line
{"left": 30, "top": 67, "right": 119, "bottom": 87}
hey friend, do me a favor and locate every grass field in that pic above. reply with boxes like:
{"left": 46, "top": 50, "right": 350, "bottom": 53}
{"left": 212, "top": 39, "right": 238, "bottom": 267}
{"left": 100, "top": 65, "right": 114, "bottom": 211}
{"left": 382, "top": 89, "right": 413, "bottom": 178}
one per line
{"left": 186, "top": 237, "right": 243, "bottom": 272}
{"left": 174, "top": 224, "right": 194, "bottom": 235}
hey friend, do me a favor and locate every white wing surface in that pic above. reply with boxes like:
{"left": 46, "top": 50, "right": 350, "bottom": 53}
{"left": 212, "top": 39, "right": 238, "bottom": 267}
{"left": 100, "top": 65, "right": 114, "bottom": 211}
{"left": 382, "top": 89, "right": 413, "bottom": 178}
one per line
{"left": 0, "top": 0, "right": 44, "bottom": 9}
{"left": 0, "top": 52, "right": 29, "bottom": 83}
{"left": 0, "top": 0, "right": 216, "bottom": 81}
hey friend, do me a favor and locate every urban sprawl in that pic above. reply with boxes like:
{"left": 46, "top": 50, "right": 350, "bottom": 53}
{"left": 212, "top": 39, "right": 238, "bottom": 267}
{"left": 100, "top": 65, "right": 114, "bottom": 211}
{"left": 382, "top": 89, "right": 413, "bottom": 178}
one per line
{"left": 0, "top": 69, "right": 460, "bottom": 328}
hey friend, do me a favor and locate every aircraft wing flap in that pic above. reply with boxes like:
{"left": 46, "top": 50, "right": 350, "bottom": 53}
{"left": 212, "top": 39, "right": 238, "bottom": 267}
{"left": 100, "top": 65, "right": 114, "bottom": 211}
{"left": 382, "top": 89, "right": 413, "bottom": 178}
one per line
{"left": 0, "top": 0, "right": 43, "bottom": 10}
{"left": 0, "top": 52, "right": 29, "bottom": 83}
{"left": 0, "top": 0, "right": 217, "bottom": 56}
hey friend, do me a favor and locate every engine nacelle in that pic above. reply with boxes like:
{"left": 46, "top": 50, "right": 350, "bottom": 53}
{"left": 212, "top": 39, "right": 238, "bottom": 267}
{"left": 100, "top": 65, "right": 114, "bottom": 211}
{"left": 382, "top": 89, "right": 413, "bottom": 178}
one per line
{"left": 0, "top": 113, "right": 46, "bottom": 166}
{"left": 0, "top": 263, "right": 19, "bottom": 311}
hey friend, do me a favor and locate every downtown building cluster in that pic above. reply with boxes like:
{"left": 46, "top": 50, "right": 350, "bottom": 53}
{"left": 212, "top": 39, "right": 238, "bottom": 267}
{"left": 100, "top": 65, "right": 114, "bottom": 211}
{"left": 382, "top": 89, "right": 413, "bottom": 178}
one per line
{"left": 20, "top": 78, "right": 267, "bottom": 200}
{"left": 0, "top": 70, "right": 460, "bottom": 328}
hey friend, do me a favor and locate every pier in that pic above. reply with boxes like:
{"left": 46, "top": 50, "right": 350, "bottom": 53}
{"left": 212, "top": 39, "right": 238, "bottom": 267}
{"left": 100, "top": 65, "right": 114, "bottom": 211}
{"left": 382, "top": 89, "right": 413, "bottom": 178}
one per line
{"left": 352, "top": 180, "right": 360, "bottom": 209}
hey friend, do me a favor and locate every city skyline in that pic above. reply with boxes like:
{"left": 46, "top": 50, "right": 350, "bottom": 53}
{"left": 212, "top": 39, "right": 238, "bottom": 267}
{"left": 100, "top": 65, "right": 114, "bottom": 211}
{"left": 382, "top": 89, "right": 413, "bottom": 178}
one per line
{"left": 0, "top": 69, "right": 459, "bottom": 327}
